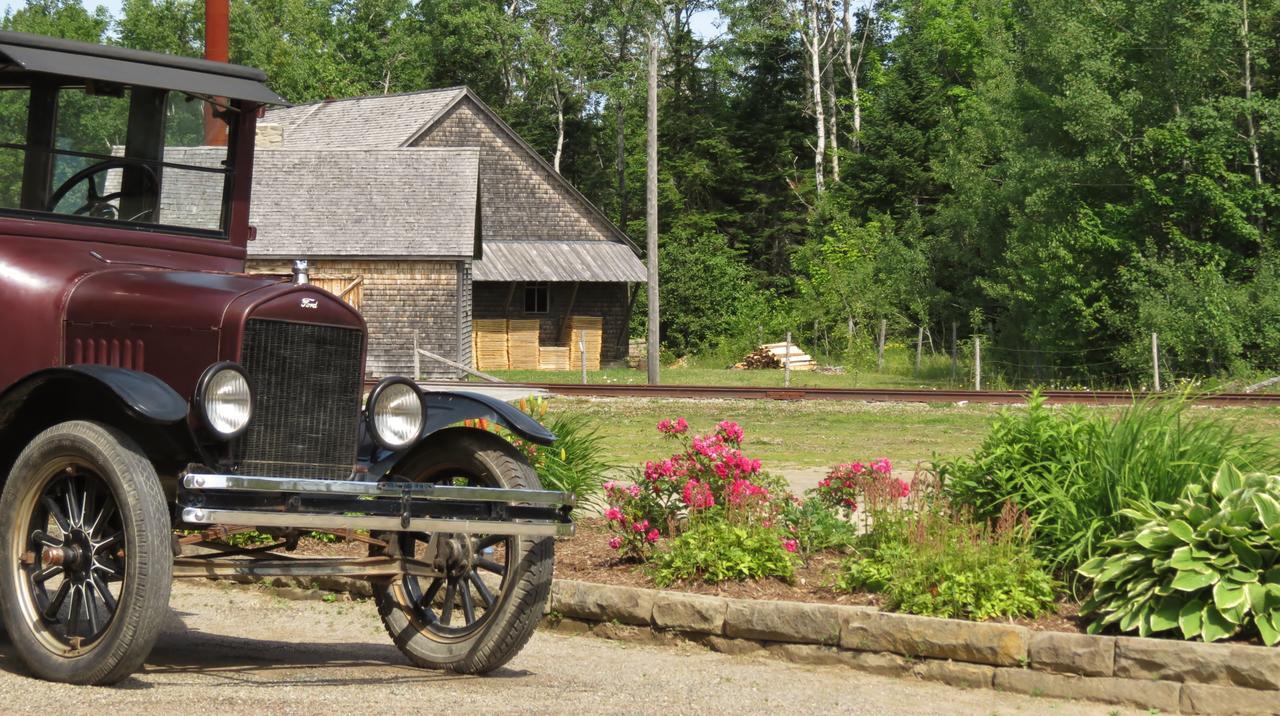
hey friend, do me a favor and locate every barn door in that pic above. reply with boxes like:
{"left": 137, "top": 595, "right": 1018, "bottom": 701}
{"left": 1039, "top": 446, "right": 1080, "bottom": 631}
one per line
{"left": 312, "top": 276, "right": 364, "bottom": 310}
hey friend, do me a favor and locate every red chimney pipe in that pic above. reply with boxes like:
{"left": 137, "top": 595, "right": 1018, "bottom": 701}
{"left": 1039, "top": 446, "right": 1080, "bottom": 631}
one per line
{"left": 202, "top": 0, "right": 230, "bottom": 146}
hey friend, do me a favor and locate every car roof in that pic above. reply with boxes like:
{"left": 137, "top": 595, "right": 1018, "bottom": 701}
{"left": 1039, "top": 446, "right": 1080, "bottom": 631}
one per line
{"left": 0, "top": 30, "right": 288, "bottom": 105}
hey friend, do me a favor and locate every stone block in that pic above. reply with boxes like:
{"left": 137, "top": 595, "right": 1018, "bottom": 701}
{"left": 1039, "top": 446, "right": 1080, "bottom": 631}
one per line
{"left": 839, "top": 610, "right": 1029, "bottom": 666}
{"left": 1028, "top": 631, "right": 1114, "bottom": 677}
{"left": 696, "top": 635, "right": 767, "bottom": 657}
{"left": 1115, "top": 637, "right": 1280, "bottom": 690}
{"left": 1180, "top": 683, "right": 1278, "bottom": 715}
{"left": 912, "top": 660, "right": 995, "bottom": 689}
{"left": 550, "top": 580, "right": 654, "bottom": 626}
{"left": 723, "top": 599, "right": 844, "bottom": 645}
{"left": 994, "top": 668, "right": 1181, "bottom": 713}
{"left": 651, "top": 592, "right": 727, "bottom": 635}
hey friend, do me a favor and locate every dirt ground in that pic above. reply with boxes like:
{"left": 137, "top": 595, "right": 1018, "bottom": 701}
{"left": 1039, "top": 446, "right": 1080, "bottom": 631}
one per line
{"left": 0, "top": 581, "right": 1138, "bottom": 715}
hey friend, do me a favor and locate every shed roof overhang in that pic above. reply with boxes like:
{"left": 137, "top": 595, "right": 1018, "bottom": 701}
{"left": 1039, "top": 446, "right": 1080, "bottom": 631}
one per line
{"left": 0, "top": 30, "right": 288, "bottom": 105}
{"left": 472, "top": 240, "right": 647, "bottom": 283}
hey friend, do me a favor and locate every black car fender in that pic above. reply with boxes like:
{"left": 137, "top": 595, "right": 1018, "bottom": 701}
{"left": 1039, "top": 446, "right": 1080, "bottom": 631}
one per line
{"left": 364, "top": 389, "right": 556, "bottom": 479}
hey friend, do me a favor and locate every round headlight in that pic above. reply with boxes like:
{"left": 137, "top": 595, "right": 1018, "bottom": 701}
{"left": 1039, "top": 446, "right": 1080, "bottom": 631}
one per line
{"left": 369, "top": 379, "right": 424, "bottom": 449}
{"left": 198, "top": 364, "right": 252, "bottom": 439}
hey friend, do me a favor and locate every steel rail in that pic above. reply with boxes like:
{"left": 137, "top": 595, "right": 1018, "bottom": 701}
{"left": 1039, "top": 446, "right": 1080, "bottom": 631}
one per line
{"left": 467, "top": 382, "right": 1280, "bottom": 407}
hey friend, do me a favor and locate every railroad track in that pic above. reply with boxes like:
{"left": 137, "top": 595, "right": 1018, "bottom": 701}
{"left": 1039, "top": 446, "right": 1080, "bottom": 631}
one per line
{"left": 483, "top": 383, "right": 1280, "bottom": 407}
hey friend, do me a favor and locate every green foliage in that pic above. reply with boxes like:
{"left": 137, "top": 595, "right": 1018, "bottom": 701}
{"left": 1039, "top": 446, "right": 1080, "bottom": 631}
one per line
{"left": 531, "top": 412, "right": 614, "bottom": 514}
{"left": 1080, "top": 466, "right": 1280, "bottom": 643}
{"left": 938, "top": 393, "right": 1278, "bottom": 577}
{"left": 649, "top": 519, "right": 797, "bottom": 586}
{"left": 779, "top": 497, "right": 860, "bottom": 556}
{"left": 838, "top": 500, "right": 1057, "bottom": 621}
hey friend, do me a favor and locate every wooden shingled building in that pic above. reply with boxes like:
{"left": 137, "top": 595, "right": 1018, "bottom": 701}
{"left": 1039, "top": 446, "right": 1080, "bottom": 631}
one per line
{"left": 246, "top": 87, "right": 646, "bottom": 379}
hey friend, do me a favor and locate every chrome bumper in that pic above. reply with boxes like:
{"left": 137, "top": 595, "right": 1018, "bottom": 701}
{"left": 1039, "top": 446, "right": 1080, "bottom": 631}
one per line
{"left": 178, "top": 473, "right": 575, "bottom": 539}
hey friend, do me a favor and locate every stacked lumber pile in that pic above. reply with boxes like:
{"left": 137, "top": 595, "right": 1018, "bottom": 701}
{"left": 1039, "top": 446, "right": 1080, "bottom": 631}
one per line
{"left": 567, "top": 316, "right": 603, "bottom": 371}
{"left": 539, "top": 347, "right": 570, "bottom": 370}
{"left": 762, "top": 341, "right": 815, "bottom": 371}
{"left": 735, "top": 341, "right": 816, "bottom": 371}
{"left": 740, "top": 347, "right": 782, "bottom": 370}
{"left": 473, "top": 319, "right": 509, "bottom": 371}
{"left": 507, "top": 319, "right": 541, "bottom": 370}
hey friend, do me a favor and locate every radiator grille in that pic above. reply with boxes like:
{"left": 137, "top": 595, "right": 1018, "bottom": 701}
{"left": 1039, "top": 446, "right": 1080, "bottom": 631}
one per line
{"left": 234, "top": 319, "right": 364, "bottom": 480}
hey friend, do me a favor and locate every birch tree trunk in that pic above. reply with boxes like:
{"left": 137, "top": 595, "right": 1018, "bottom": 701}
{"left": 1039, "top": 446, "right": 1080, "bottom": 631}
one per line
{"left": 842, "top": 2, "right": 871, "bottom": 150}
{"left": 825, "top": 11, "right": 840, "bottom": 184}
{"left": 1241, "top": 0, "right": 1263, "bottom": 186}
{"left": 805, "top": 0, "right": 826, "bottom": 194}
{"left": 552, "top": 80, "right": 565, "bottom": 173}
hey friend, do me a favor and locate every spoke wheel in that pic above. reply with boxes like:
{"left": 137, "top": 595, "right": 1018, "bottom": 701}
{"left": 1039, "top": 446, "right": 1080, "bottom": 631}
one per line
{"left": 0, "top": 421, "right": 172, "bottom": 685}
{"left": 20, "top": 462, "right": 126, "bottom": 653}
{"left": 398, "top": 526, "right": 511, "bottom": 639}
{"left": 373, "top": 428, "right": 554, "bottom": 674}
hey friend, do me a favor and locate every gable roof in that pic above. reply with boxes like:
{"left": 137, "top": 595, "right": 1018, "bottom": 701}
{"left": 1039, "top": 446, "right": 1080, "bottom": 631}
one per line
{"left": 267, "top": 88, "right": 466, "bottom": 149}
{"left": 264, "top": 87, "right": 638, "bottom": 252}
{"left": 245, "top": 148, "right": 480, "bottom": 259}
{"left": 473, "top": 241, "right": 647, "bottom": 283}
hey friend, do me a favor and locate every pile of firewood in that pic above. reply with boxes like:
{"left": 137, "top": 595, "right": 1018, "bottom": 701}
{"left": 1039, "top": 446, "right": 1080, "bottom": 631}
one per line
{"left": 738, "top": 347, "right": 783, "bottom": 370}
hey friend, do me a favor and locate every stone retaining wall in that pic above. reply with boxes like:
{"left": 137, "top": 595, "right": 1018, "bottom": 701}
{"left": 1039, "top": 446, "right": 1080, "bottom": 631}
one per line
{"left": 546, "top": 580, "right": 1280, "bottom": 715}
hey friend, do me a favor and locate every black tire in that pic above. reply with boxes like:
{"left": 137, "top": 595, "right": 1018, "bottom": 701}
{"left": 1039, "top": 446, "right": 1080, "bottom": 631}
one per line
{"left": 0, "top": 421, "right": 172, "bottom": 685}
{"left": 372, "top": 428, "right": 554, "bottom": 674}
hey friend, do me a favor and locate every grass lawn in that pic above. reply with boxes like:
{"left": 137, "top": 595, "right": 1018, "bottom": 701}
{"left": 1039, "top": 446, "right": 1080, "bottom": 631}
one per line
{"left": 485, "top": 345, "right": 974, "bottom": 390}
{"left": 547, "top": 396, "right": 1280, "bottom": 474}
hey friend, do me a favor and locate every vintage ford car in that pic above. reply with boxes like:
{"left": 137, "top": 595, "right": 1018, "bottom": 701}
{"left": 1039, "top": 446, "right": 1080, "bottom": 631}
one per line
{"left": 0, "top": 31, "right": 572, "bottom": 685}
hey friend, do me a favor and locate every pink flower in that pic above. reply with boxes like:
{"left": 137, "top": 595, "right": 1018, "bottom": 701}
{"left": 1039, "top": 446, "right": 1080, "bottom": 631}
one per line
{"left": 682, "top": 479, "right": 715, "bottom": 509}
{"left": 717, "top": 420, "right": 744, "bottom": 443}
{"left": 658, "top": 417, "right": 690, "bottom": 435}
{"left": 646, "top": 528, "right": 660, "bottom": 543}
{"left": 872, "top": 458, "right": 892, "bottom": 475}
{"left": 604, "top": 507, "right": 623, "bottom": 522}
{"left": 608, "top": 537, "right": 622, "bottom": 550}
{"left": 632, "top": 519, "right": 650, "bottom": 533}
{"left": 628, "top": 484, "right": 641, "bottom": 498}
{"left": 782, "top": 539, "right": 798, "bottom": 553}
{"left": 603, "top": 480, "right": 616, "bottom": 491}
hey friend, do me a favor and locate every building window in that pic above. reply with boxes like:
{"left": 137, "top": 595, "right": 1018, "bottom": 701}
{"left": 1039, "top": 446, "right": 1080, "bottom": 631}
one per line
{"left": 524, "top": 282, "right": 549, "bottom": 313}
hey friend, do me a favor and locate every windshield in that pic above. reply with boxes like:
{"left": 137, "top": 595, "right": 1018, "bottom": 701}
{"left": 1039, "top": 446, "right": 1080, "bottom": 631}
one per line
{"left": 0, "top": 80, "right": 233, "bottom": 236}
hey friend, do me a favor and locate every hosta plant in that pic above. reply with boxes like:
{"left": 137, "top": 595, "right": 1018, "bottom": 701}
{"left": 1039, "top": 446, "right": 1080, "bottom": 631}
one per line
{"left": 1079, "top": 465, "right": 1280, "bottom": 644}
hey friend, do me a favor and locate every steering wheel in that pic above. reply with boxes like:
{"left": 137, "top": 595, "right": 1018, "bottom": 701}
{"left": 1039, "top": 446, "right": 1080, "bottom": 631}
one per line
{"left": 46, "top": 159, "right": 159, "bottom": 222}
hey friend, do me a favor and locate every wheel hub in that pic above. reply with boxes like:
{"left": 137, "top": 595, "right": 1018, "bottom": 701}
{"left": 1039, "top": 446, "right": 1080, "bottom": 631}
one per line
{"left": 437, "top": 535, "right": 476, "bottom": 578}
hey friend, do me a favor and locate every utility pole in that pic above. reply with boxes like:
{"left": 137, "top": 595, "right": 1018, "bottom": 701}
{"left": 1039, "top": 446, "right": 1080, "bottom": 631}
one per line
{"left": 645, "top": 29, "right": 660, "bottom": 385}
{"left": 1152, "top": 332, "right": 1161, "bottom": 392}
{"left": 203, "top": 0, "right": 229, "bottom": 146}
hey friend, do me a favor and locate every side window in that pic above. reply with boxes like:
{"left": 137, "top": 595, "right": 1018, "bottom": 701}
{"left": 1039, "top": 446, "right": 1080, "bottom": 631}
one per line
{"left": 0, "top": 88, "right": 30, "bottom": 210}
{"left": 524, "top": 282, "right": 549, "bottom": 314}
{"left": 0, "top": 82, "right": 232, "bottom": 235}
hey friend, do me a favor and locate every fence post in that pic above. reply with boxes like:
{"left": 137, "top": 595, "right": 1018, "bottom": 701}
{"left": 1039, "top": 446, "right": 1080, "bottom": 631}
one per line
{"left": 784, "top": 331, "right": 792, "bottom": 388}
{"left": 847, "top": 316, "right": 854, "bottom": 353}
{"left": 413, "top": 333, "right": 421, "bottom": 381}
{"left": 974, "top": 337, "right": 982, "bottom": 391}
{"left": 877, "top": 319, "right": 886, "bottom": 372}
{"left": 915, "top": 326, "right": 923, "bottom": 377}
{"left": 579, "top": 335, "right": 588, "bottom": 385}
{"left": 950, "top": 321, "right": 958, "bottom": 382}
{"left": 1152, "top": 332, "right": 1161, "bottom": 392}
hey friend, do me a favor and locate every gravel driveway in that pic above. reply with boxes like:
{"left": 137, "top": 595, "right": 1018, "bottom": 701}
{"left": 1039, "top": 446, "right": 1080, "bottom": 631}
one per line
{"left": 0, "top": 581, "right": 1135, "bottom": 715}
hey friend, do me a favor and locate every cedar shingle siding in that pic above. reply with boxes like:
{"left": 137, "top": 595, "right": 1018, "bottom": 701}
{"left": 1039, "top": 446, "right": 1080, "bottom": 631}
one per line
{"left": 247, "top": 259, "right": 465, "bottom": 380}
{"left": 410, "top": 99, "right": 621, "bottom": 244}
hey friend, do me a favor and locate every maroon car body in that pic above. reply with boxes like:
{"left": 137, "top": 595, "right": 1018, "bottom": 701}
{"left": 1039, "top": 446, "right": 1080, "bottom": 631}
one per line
{"left": 0, "top": 31, "right": 569, "bottom": 687}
